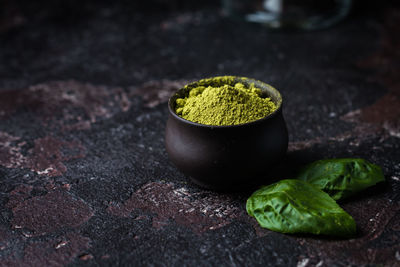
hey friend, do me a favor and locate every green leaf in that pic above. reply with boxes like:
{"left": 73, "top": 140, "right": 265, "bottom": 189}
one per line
{"left": 246, "top": 179, "right": 356, "bottom": 237}
{"left": 296, "top": 158, "right": 385, "bottom": 201}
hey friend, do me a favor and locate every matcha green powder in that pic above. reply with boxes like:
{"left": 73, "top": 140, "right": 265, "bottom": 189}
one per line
{"left": 175, "top": 80, "right": 277, "bottom": 126}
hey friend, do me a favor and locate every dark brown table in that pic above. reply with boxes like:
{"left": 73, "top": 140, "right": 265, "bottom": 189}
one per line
{"left": 0, "top": 1, "right": 399, "bottom": 266}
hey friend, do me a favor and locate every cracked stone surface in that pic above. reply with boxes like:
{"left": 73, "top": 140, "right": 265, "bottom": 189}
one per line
{"left": 0, "top": 1, "right": 399, "bottom": 266}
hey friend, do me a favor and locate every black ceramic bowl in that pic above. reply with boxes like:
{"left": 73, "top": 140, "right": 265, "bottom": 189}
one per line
{"left": 165, "top": 76, "right": 288, "bottom": 191}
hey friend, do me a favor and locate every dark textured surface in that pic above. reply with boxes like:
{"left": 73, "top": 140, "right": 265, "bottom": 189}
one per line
{"left": 0, "top": 1, "right": 399, "bottom": 266}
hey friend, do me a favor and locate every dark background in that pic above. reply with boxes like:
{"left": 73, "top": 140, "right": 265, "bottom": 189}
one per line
{"left": 0, "top": 0, "right": 398, "bottom": 89}
{"left": 0, "top": 1, "right": 399, "bottom": 266}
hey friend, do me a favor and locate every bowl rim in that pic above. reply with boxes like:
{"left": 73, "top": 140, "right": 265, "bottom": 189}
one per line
{"left": 167, "top": 76, "right": 283, "bottom": 129}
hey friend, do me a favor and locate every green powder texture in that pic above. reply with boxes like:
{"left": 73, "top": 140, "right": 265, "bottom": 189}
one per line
{"left": 175, "top": 81, "right": 276, "bottom": 126}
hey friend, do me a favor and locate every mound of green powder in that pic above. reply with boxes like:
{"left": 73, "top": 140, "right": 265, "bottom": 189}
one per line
{"left": 175, "top": 82, "right": 276, "bottom": 126}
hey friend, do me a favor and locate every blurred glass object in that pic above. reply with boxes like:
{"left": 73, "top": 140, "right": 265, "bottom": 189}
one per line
{"left": 222, "top": 0, "right": 352, "bottom": 30}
